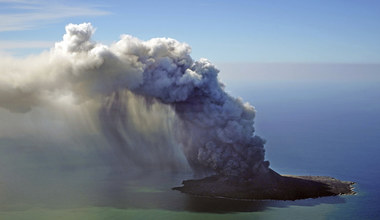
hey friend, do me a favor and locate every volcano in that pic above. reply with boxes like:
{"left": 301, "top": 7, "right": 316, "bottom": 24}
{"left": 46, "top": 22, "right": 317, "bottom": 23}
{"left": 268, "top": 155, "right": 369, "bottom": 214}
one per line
{"left": 173, "top": 169, "right": 355, "bottom": 200}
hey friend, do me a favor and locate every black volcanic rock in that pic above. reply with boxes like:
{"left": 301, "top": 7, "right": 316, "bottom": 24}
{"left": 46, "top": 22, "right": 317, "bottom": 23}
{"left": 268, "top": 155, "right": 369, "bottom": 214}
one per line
{"left": 173, "top": 169, "right": 355, "bottom": 200}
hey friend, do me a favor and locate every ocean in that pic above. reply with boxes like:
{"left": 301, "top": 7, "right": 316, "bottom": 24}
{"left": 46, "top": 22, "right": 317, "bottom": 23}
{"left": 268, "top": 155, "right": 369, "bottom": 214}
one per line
{"left": 0, "top": 63, "right": 379, "bottom": 219}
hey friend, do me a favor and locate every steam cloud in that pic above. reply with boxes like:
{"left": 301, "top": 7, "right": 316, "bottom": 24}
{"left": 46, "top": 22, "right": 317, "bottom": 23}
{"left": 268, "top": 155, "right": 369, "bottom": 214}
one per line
{"left": 0, "top": 23, "right": 269, "bottom": 177}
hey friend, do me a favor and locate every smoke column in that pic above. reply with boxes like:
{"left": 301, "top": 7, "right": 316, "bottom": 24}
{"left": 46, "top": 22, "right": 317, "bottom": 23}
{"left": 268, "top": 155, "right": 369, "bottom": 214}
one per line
{"left": 0, "top": 23, "right": 269, "bottom": 177}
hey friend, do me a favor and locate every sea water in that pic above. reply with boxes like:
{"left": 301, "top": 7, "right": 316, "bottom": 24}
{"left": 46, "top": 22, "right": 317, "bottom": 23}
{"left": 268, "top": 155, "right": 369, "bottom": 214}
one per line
{"left": 0, "top": 64, "right": 379, "bottom": 219}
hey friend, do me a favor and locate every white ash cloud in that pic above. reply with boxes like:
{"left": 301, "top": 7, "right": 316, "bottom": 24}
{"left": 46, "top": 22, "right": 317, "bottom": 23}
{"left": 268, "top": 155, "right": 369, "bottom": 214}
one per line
{"left": 0, "top": 23, "right": 269, "bottom": 176}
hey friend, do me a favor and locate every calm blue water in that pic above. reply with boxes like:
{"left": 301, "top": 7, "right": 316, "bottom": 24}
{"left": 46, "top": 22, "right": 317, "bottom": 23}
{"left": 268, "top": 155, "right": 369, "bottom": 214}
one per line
{"left": 227, "top": 78, "right": 380, "bottom": 219}
{"left": 0, "top": 70, "right": 379, "bottom": 219}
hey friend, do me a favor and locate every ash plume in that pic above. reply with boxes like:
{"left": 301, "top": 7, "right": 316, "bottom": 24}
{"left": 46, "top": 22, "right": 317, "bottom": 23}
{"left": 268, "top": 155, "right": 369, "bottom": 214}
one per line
{"left": 0, "top": 23, "right": 269, "bottom": 177}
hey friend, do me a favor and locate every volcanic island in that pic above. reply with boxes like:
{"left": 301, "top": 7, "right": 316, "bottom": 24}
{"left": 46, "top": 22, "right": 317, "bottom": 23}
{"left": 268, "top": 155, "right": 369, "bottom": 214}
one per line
{"left": 173, "top": 169, "right": 355, "bottom": 200}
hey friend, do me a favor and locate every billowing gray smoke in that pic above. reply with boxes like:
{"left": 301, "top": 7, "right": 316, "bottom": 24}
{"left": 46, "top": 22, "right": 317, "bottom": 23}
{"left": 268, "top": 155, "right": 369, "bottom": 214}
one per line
{"left": 0, "top": 23, "right": 269, "bottom": 177}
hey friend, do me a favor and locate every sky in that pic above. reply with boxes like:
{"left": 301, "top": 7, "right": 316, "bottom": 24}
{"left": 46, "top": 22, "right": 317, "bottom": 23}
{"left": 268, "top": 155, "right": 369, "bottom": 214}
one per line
{"left": 0, "top": 0, "right": 380, "bottom": 63}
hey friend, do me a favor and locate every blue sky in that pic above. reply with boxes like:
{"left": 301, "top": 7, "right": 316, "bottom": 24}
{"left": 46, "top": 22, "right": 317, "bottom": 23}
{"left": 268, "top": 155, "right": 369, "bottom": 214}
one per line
{"left": 1, "top": 0, "right": 380, "bottom": 63}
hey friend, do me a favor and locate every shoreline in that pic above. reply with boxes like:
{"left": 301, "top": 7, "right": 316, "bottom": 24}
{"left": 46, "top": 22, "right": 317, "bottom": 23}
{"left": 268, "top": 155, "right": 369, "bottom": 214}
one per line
{"left": 173, "top": 169, "right": 356, "bottom": 201}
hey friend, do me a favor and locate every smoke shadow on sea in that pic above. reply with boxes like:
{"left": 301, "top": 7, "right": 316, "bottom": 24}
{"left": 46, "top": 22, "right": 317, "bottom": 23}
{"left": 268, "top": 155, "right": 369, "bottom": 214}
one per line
{"left": 85, "top": 183, "right": 347, "bottom": 214}
{"left": 179, "top": 194, "right": 346, "bottom": 213}
{"left": 0, "top": 166, "right": 347, "bottom": 214}
{"left": 33, "top": 171, "right": 346, "bottom": 214}
{"left": 0, "top": 139, "right": 347, "bottom": 214}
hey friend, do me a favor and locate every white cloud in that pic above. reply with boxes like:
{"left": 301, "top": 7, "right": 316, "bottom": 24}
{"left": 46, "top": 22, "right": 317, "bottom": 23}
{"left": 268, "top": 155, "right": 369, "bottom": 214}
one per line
{"left": 0, "top": 23, "right": 268, "bottom": 176}
{"left": 0, "top": 0, "right": 109, "bottom": 32}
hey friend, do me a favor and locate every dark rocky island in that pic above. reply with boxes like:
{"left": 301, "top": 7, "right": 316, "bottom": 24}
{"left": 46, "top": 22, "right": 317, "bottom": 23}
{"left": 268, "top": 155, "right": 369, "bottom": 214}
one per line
{"left": 173, "top": 169, "right": 355, "bottom": 200}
